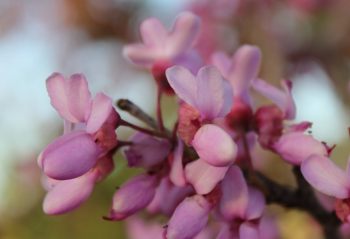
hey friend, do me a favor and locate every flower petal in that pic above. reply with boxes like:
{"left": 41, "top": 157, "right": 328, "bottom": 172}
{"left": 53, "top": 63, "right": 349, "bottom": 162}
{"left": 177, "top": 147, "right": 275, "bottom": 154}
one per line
{"left": 301, "top": 155, "right": 349, "bottom": 199}
{"left": 86, "top": 93, "right": 113, "bottom": 134}
{"left": 192, "top": 124, "right": 237, "bottom": 167}
{"left": 195, "top": 66, "right": 233, "bottom": 119}
{"left": 185, "top": 159, "right": 229, "bottom": 195}
{"left": 126, "top": 217, "right": 164, "bottom": 239}
{"left": 211, "top": 51, "right": 231, "bottom": 78}
{"left": 245, "top": 187, "right": 265, "bottom": 220}
{"left": 40, "top": 131, "right": 100, "bottom": 180}
{"left": 166, "top": 195, "right": 210, "bottom": 239}
{"left": 124, "top": 132, "right": 171, "bottom": 168}
{"left": 220, "top": 166, "right": 249, "bottom": 220}
{"left": 140, "top": 17, "right": 167, "bottom": 47}
{"left": 252, "top": 79, "right": 296, "bottom": 119}
{"left": 228, "top": 45, "right": 261, "bottom": 103}
{"left": 274, "top": 132, "right": 327, "bottom": 165}
{"left": 170, "top": 139, "right": 187, "bottom": 187}
{"left": 166, "top": 65, "right": 198, "bottom": 106}
{"left": 67, "top": 74, "right": 92, "bottom": 122}
{"left": 43, "top": 171, "right": 97, "bottom": 215}
{"left": 107, "top": 174, "right": 157, "bottom": 220}
{"left": 239, "top": 222, "right": 259, "bottom": 239}
{"left": 166, "top": 11, "right": 201, "bottom": 58}
{"left": 147, "top": 177, "right": 192, "bottom": 216}
{"left": 123, "top": 44, "right": 160, "bottom": 67}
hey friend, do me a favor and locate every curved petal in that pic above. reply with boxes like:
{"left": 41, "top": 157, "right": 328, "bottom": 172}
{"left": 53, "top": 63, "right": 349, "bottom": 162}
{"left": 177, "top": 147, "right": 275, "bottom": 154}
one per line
{"left": 46, "top": 73, "right": 91, "bottom": 123}
{"left": 220, "top": 166, "right": 249, "bottom": 220}
{"left": 170, "top": 139, "right": 187, "bottom": 187}
{"left": 126, "top": 217, "right": 163, "bottom": 239}
{"left": 86, "top": 93, "right": 113, "bottom": 134}
{"left": 195, "top": 66, "right": 233, "bottom": 119}
{"left": 211, "top": 51, "right": 231, "bottom": 78}
{"left": 301, "top": 155, "right": 349, "bottom": 199}
{"left": 68, "top": 74, "right": 92, "bottom": 122}
{"left": 252, "top": 79, "right": 296, "bottom": 119}
{"left": 245, "top": 187, "right": 266, "bottom": 220}
{"left": 239, "top": 222, "right": 259, "bottom": 239}
{"left": 166, "top": 65, "right": 198, "bottom": 106}
{"left": 192, "top": 124, "right": 237, "bottom": 167}
{"left": 185, "top": 159, "right": 229, "bottom": 195}
{"left": 140, "top": 17, "right": 167, "bottom": 47}
{"left": 229, "top": 45, "right": 261, "bottom": 103}
{"left": 123, "top": 44, "right": 159, "bottom": 67}
{"left": 274, "top": 132, "right": 327, "bottom": 165}
{"left": 43, "top": 171, "right": 97, "bottom": 215}
{"left": 107, "top": 174, "right": 157, "bottom": 220}
{"left": 125, "top": 132, "right": 171, "bottom": 169}
{"left": 166, "top": 195, "right": 210, "bottom": 239}
{"left": 41, "top": 131, "right": 100, "bottom": 180}
{"left": 166, "top": 11, "right": 201, "bottom": 58}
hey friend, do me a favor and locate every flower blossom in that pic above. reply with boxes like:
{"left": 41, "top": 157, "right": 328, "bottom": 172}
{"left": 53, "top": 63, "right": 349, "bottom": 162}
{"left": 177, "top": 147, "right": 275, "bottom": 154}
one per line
{"left": 166, "top": 65, "right": 237, "bottom": 194}
{"left": 39, "top": 73, "right": 119, "bottom": 180}
{"left": 124, "top": 12, "right": 202, "bottom": 93}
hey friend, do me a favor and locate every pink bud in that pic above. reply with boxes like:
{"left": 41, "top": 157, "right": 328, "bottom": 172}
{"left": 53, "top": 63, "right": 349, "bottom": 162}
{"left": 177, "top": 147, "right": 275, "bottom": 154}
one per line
{"left": 106, "top": 174, "right": 157, "bottom": 220}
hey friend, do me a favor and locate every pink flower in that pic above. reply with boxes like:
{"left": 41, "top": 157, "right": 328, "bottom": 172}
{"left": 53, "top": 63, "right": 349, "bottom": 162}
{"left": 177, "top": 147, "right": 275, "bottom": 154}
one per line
{"left": 38, "top": 73, "right": 119, "bottom": 180}
{"left": 124, "top": 12, "right": 201, "bottom": 69}
{"left": 166, "top": 65, "right": 236, "bottom": 167}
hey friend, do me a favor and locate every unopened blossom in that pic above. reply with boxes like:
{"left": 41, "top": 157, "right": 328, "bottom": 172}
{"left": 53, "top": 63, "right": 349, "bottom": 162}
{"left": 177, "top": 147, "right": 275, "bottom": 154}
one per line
{"left": 42, "top": 154, "right": 114, "bottom": 215}
{"left": 39, "top": 73, "right": 119, "bottom": 180}
{"left": 124, "top": 132, "right": 171, "bottom": 168}
{"left": 106, "top": 174, "right": 158, "bottom": 221}
{"left": 166, "top": 195, "right": 212, "bottom": 239}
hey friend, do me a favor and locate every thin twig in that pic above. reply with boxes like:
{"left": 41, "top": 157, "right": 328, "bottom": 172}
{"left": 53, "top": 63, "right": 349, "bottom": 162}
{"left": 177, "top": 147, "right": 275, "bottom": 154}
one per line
{"left": 116, "top": 99, "right": 159, "bottom": 129}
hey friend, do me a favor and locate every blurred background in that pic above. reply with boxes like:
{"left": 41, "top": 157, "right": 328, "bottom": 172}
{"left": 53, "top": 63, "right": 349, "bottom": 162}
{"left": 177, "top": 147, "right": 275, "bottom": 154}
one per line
{"left": 1, "top": 0, "right": 350, "bottom": 238}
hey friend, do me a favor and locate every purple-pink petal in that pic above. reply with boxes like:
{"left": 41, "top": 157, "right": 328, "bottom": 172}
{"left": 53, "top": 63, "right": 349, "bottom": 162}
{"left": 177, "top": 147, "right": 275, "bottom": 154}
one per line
{"left": 239, "top": 222, "right": 259, "bottom": 239}
{"left": 41, "top": 131, "right": 100, "bottom": 180}
{"left": 252, "top": 79, "right": 296, "bottom": 120}
{"left": 245, "top": 187, "right": 266, "bottom": 220}
{"left": 211, "top": 51, "right": 231, "bottom": 78}
{"left": 140, "top": 17, "right": 167, "bottom": 47}
{"left": 185, "top": 159, "right": 229, "bottom": 195}
{"left": 195, "top": 66, "right": 233, "bottom": 119}
{"left": 228, "top": 45, "right": 261, "bottom": 103}
{"left": 123, "top": 44, "right": 160, "bottom": 67}
{"left": 46, "top": 73, "right": 91, "bottom": 123}
{"left": 220, "top": 165, "right": 249, "bottom": 220}
{"left": 126, "top": 217, "right": 163, "bottom": 239}
{"left": 192, "top": 124, "right": 237, "bottom": 167}
{"left": 166, "top": 65, "right": 198, "bottom": 107}
{"left": 166, "top": 11, "right": 201, "bottom": 59}
{"left": 124, "top": 132, "right": 171, "bottom": 168}
{"left": 43, "top": 171, "right": 97, "bottom": 215}
{"left": 86, "top": 93, "right": 113, "bottom": 134}
{"left": 67, "top": 74, "right": 92, "bottom": 122}
{"left": 166, "top": 195, "right": 210, "bottom": 239}
{"left": 301, "top": 155, "right": 349, "bottom": 199}
{"left": 273, "top": 132, "right": 327, "bottom": 165}
{"left": 170, "top": 139, "right": 187, "bottom": 187}
{"left": 108, "top": 174, "right": 157, "bottom": 220}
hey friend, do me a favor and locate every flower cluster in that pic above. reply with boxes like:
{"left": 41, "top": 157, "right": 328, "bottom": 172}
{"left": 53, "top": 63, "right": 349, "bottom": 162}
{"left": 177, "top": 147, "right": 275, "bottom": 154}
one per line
{"left": 38, "top": 10, "right": 346, "bottom": 239}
